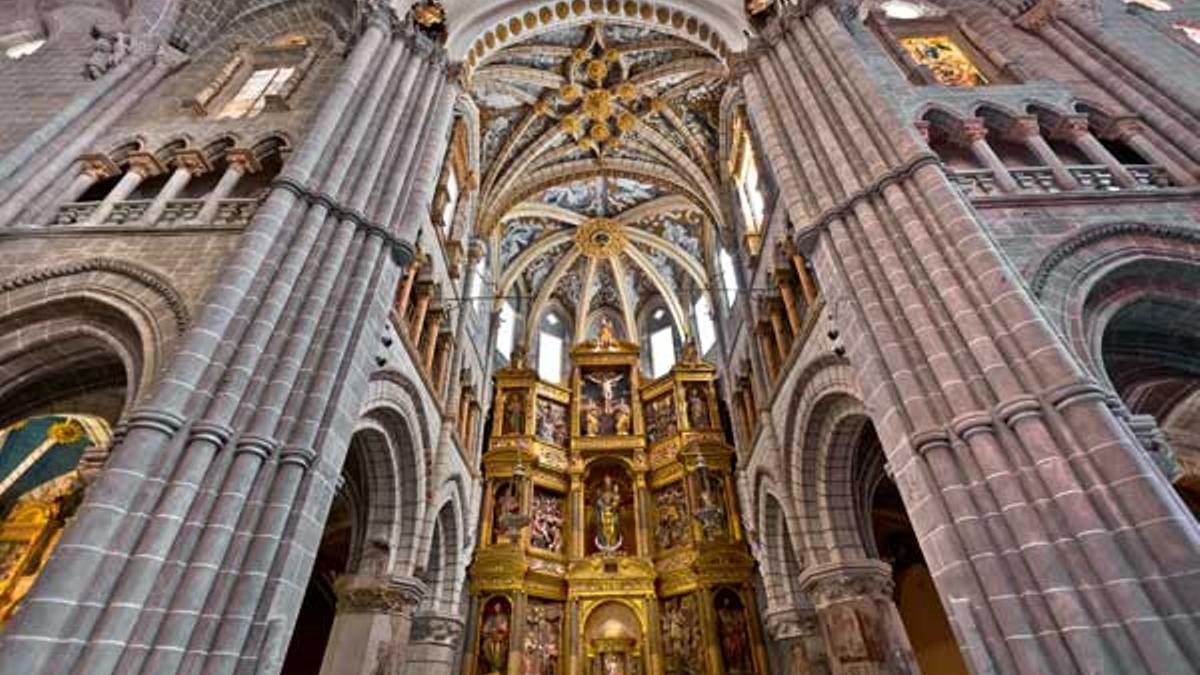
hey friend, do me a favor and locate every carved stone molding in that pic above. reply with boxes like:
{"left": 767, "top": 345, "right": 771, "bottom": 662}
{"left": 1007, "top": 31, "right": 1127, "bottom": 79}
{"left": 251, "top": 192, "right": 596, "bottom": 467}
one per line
{"left": 335, "top": 574, "right": 427, "bottom": 615}
{"left": 410, "top": 611, "right": 466, "bottom": 646}
{"left": 798, "top": 559, "right": 894, "bottom": 608}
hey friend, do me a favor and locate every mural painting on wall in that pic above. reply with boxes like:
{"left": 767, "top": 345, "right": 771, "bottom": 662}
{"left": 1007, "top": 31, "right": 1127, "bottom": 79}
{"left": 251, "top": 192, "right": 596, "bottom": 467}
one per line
{"left": 522, "top": 599, "right": 563, "bottom": 675}
{"left": 504, "top": 390, "right": 527, "bottom": 435}
{"left": 0, "top": 414, "right": 111, "bottom": 623}
{"left": 695, "top": 473, "right": 728, "bottom": 542}
{"left": 587, "top": 465, "right": 633, "bottom": 555}
{"left": 536, "top": 397, "right": 569, "bottom": 447}
{"left": 715, "top": 590, "right": 753, "bottom": 675}
{"left": 684, "top": 384, "right": 711, "bottom": 430}
{"left": 653, "top": 482, "right": 689, "bottom": 551}
{"left": 581, "top": 368, "right": 632, "bottom": 436}
{"left": 826, "top": 605, "right": 887, "bottom": 665}
{"left": 661, "top": 594, "right": 704, "bottom": 675}
{"left": 643, "top": 393, "right": 677, "bottom": 444}
{"left": 530, "top": 488, "right": 565, "bottom": 552}
{"left": 480, "top": 596, "right": 514, "bottom": 675}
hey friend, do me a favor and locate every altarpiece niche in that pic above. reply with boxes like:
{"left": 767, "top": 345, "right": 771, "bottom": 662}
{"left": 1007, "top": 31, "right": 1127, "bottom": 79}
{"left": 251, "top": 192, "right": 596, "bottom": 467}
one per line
{"left": 467, "top": 338, "right": 767, "bottom": 675}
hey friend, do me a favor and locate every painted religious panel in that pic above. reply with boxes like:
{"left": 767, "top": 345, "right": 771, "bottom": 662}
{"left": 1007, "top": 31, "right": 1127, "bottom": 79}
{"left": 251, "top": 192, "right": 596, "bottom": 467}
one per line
{"left": 643, "top": 392, "right": 677, "bottom": 444}
{"left": 580, "top": 367, "right": 632, "bottom": 436}
{"left": 660, "top": 594, "right": 704, "bottom": 675}
{"left": 683, "top": 383, "right": 712, "bottom": 431}
{"left": 714, "top": 589, "right": 754, "bottom": 675}
{"left": 479, "top": 596, "right": 514, "bottom": 675}
{"left": 536, "top": 397, "right": 569, "bottom": 447}
{"left": 899, "top": 35, "right": 987, "bottom": 87}
{"left": 586, "top": 462, "right": 635, "bottom": 555}
{"left": 653, "top": 482, "right": 689, "bottom": 552}
{"left": 522, "top": 598, "right": 564, "bottom": 675}
{"left": 530, "top": 488, "right": 565, "bottom": 553}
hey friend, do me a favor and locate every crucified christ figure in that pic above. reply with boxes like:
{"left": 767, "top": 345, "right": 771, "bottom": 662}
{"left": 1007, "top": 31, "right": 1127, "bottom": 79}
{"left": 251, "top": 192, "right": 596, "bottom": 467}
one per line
{"left": 585, "top": 372, "right": 624, "bottom": 411}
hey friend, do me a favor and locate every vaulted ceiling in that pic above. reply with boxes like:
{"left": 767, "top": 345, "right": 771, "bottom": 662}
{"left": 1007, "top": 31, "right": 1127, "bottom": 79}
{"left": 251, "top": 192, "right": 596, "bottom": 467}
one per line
{"left": 466, "top": 13, "right": 730, "bottom": 347}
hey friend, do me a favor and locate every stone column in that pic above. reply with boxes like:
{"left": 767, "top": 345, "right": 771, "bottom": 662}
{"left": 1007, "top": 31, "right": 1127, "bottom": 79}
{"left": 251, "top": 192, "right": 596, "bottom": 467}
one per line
{"left": 84, "top": 151, "right": 161, "bottom": 225}
{"left": 778, "top": 273, "right": 804, "bottom": 336}
{"left": 1052, "top": 115, "right": 1137, "bottom": 187}
{"left": 757, "top": 323, "right": 780, "bottom": 379}
{"left": 0, "top": 9, "right": 458, "bottom": 674}
{"left": 401, "top": 613, "right": 466, "bottom": 675}
{"left": 1111, "top": 118, "right": 1197, "bottom": 186}
{"left": 768, "top": 298, "right": 794, "bottom": 359}
{"left": 141, "top": 149, "right": 210, "bottom": 225}
{"left": 194, "top": 148, "right": 257, "bottom": 223}
{"left": 395, "top": 255, "right": 424, "bottom": 320}
{"left": 800, "top": 561, "right": 919, "bottom": 675}
{"left": 319, "top": 575, "right": 426, "bottom": 675}
{"left": 959, "top": 118, "right": 1019, "bottom": 193}
{"left": 34, "top": 155, "right": 118, "bottom": 224}
{"left": 422, "top": 308, "right": 444, "bottom": 373}
{"left": 742, "top": 8, "right": 1200, "bottom": 674}
{"left": 409, "top": 283, "right": 433, "bottom": 342}
{"left": 1006, "top": 116, "right": 1079, "bottom": 190}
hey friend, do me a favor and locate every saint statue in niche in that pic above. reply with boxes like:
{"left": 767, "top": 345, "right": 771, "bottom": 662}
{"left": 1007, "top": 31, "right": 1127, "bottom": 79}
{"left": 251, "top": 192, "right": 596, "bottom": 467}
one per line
{"left": 661, "top": 595, "right": 702, "bottom": 675}
{"left": 601, "top": 653, "right": 625, "bottom": 675}
{"left": 695, "top": 474, "right": 727, "bottom": 541}
{"left": 716, "top": 594, "right": 752, "bottom": 675}
{"left": 493, "top": 481, "right": 527, "bottom": 543}
{"left": 644, "top": 395, "right": 677, "bottom": 443}
{"left": 594, "top": 475, "right": 624, "bottom": 553}
{"left": 481, "top": 599, "right": 512, "bottom": 675}
{"left": 685, "top": 384, "right": 710, "bottom": 430}
{"left": 596, "top": 315, "right": 618, "bottom": 348}
{"left": 504, "top": 391, "right": 526, "bottom": 435}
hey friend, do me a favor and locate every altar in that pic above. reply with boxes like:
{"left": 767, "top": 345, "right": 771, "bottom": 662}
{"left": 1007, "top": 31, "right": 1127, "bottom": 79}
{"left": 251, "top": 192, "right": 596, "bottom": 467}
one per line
{"left": 464, "top": 334, "right": 768, "bottom": 675}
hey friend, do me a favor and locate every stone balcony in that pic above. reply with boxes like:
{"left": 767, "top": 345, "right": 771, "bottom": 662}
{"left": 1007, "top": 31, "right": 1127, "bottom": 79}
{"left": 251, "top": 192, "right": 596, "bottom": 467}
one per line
{"left": 48, "top": 197, "right": 262, "bottom": 228}
{"left": 950, "top": 163, "right": 1174, "bottom": 198}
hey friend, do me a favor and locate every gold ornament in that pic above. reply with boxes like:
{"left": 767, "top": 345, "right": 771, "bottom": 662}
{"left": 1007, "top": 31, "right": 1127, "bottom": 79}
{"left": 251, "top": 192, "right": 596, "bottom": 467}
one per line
{"left": 48, "top": 420, "right": 84, "bottom": 445}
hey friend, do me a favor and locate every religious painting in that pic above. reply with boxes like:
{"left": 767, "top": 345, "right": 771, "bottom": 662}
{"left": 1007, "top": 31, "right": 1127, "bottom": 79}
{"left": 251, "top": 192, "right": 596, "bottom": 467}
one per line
{"left": 683, "top": 384, "right": 711, "bottom": 430}
{"left": 480, "top": 596, "right": 514, "bottom": 675}
{"left": 643, "top": 393, "right": 677, "bottom": 444}
{"left": 694, "top": 472, "right": 728, "bottom": 542}
{"left": 530, "top": 488, "right": 565, "bottom": 553}
{"left": 502, "top": 390, "right": 528, "bottom": 435}
{"left": 536, "top": 397, "right": 569, "bottom": 447}
{"left": 0, "top": 414, "right": 111, "bottom": 623}
{"left": 586, "top": 463, "right": 634, "bottom": 556}
{"left": 660, "top": 594, "right": 703, "bottom": 675}
{"left": 653, "top": 482, "right": 689, "bottom": 552}
{"left": 522, "top": 598, "right": 563, "bottom": 675}
{"left": 714, "top": 589, "right": 754, "bottom": 675}
{"left": 492, "top": 480, "right": 527, "bottom": 544}
{"left": 580, "top": 367, "right": 632, "bottom": 437}
{"left": 898, "top": 35, "right": 987, "bottom": 88}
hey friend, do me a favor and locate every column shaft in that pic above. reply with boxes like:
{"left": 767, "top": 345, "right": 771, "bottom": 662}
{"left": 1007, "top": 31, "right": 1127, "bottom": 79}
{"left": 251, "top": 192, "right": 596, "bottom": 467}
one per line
{"left": 140, "top": 166, "right": 194, "bottom": 225}
{"left": 194, "top": 163, "right": 246, "bottom": 223}
{"left": 84, "top": 168, "right": 147, "bottom": 225}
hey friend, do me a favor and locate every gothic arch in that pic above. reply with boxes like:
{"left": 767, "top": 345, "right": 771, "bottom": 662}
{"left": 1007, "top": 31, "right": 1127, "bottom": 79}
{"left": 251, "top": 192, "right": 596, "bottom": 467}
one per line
{"left": 420, "top": 491, "right": 466, "bottom": 615}
{"left": 754, "top": 478, "right": 802, "bottom": 616}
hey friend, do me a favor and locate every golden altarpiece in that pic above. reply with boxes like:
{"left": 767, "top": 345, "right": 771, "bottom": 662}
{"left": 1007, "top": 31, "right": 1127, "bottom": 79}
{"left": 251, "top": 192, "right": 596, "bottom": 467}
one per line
{"left": 465, "top": 332, "right": 768, "bottom": 675}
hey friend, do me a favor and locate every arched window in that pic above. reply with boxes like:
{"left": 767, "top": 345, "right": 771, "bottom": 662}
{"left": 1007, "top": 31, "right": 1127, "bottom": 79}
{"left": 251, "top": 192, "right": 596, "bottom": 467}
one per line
{"left": 718, "top": 248, "right": 740, "bottom": 308}
{"left": 867, "top": 1, "right": 1005, "bottom": 88}
{"left": 643, "top": 305, "right": 677, "bottom": 377}
{"left": 469, "top": 255, "right": 487, "bottom": 304}
{"left": 496, "top": 301, "right": 517, "bottom": 359}
{"left": 731, "top": 111, "right": 768, "bottom": 255}
{"left": 435, "top": 118, "right": 470, "bottom": 237}
{"left": 537, "top": 310, "right": 568, "bottom": 383}
{"left": 695, "top": 293, "right": 717, "bottom": 353}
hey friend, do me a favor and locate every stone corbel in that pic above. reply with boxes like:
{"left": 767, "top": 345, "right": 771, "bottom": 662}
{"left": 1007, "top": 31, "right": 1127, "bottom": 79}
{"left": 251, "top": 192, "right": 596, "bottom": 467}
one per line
{"left": 335, "top": 574, "right": 427, "bottom": 616}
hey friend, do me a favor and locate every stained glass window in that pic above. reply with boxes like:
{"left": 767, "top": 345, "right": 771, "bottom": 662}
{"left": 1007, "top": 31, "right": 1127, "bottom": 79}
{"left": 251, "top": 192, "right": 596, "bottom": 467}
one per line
{"left": 5, "top": 38, "right": 44, "bottom": 60}
{"left": 442, "top": 168, "right": 460, "bottom": 233}
{"left": 718, "top": 249, "right": 739, "bottom": 308}
{"left": 695, "top": 294, "right": 716, "bottom": 353}
{"left": 217, "top": 66, "right": 295, "bottom": 119}
{"left": 497, "top": 301, "right": 516, "bottom": 359}
{"left": 900, "top": 36, "right": 987, "bottom": 87}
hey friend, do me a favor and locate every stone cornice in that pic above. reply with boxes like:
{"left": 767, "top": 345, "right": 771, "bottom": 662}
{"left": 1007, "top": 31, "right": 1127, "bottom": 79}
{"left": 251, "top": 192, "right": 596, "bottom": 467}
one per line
{"left": 271, "top": 177, "right": 416, "bottom": 269}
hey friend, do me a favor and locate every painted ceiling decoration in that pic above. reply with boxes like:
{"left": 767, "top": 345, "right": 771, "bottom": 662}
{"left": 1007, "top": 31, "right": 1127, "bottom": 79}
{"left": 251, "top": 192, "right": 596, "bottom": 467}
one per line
{"left": 469, "top": 6, "right": 729, "bottom": 350}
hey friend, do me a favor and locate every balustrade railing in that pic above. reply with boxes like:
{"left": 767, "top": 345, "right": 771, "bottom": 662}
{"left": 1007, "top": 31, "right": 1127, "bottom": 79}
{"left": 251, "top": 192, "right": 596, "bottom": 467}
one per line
{"left": 950, "top": 163, "right": 1175, "bottom": 198}
{"left": 49, "top": 197, "right": 261, "bottom": 227}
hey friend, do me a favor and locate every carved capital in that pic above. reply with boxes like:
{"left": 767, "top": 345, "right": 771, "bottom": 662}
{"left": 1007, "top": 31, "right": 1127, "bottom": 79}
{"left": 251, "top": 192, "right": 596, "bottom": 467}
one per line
{"left": 955, "top": 118, "right": 988, "bottom": 145}
{"left": 224, "top": 148, "right": 261, "bottom": 174}
{"left": 1049, "top": 114, "right": 1091, "bottom": 141}
{"left": 172, "top": 149, "right": 211, "bottom": 176}
{"left": 411, "top": 612, "right": 466, "bottom": 646}
{"left": 1003, "top": 115, "right": 1042, "bottom": 142}
{"left": 799, "top": 559, "right": 894, "bottom": 608}
{"left": 79, "top": 153, "right": 119, "bottom": 180}
{"left": 127, "top": 151, "right": 166, "bottom": 177}
{"left": 335, "top": 574, "right": 427, "bottom": 615}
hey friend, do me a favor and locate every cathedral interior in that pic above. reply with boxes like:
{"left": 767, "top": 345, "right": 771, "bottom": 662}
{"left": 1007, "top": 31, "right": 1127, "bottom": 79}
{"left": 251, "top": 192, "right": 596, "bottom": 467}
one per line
{"left": 0, "top": 0, "right": 1198, "bottom": 674}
